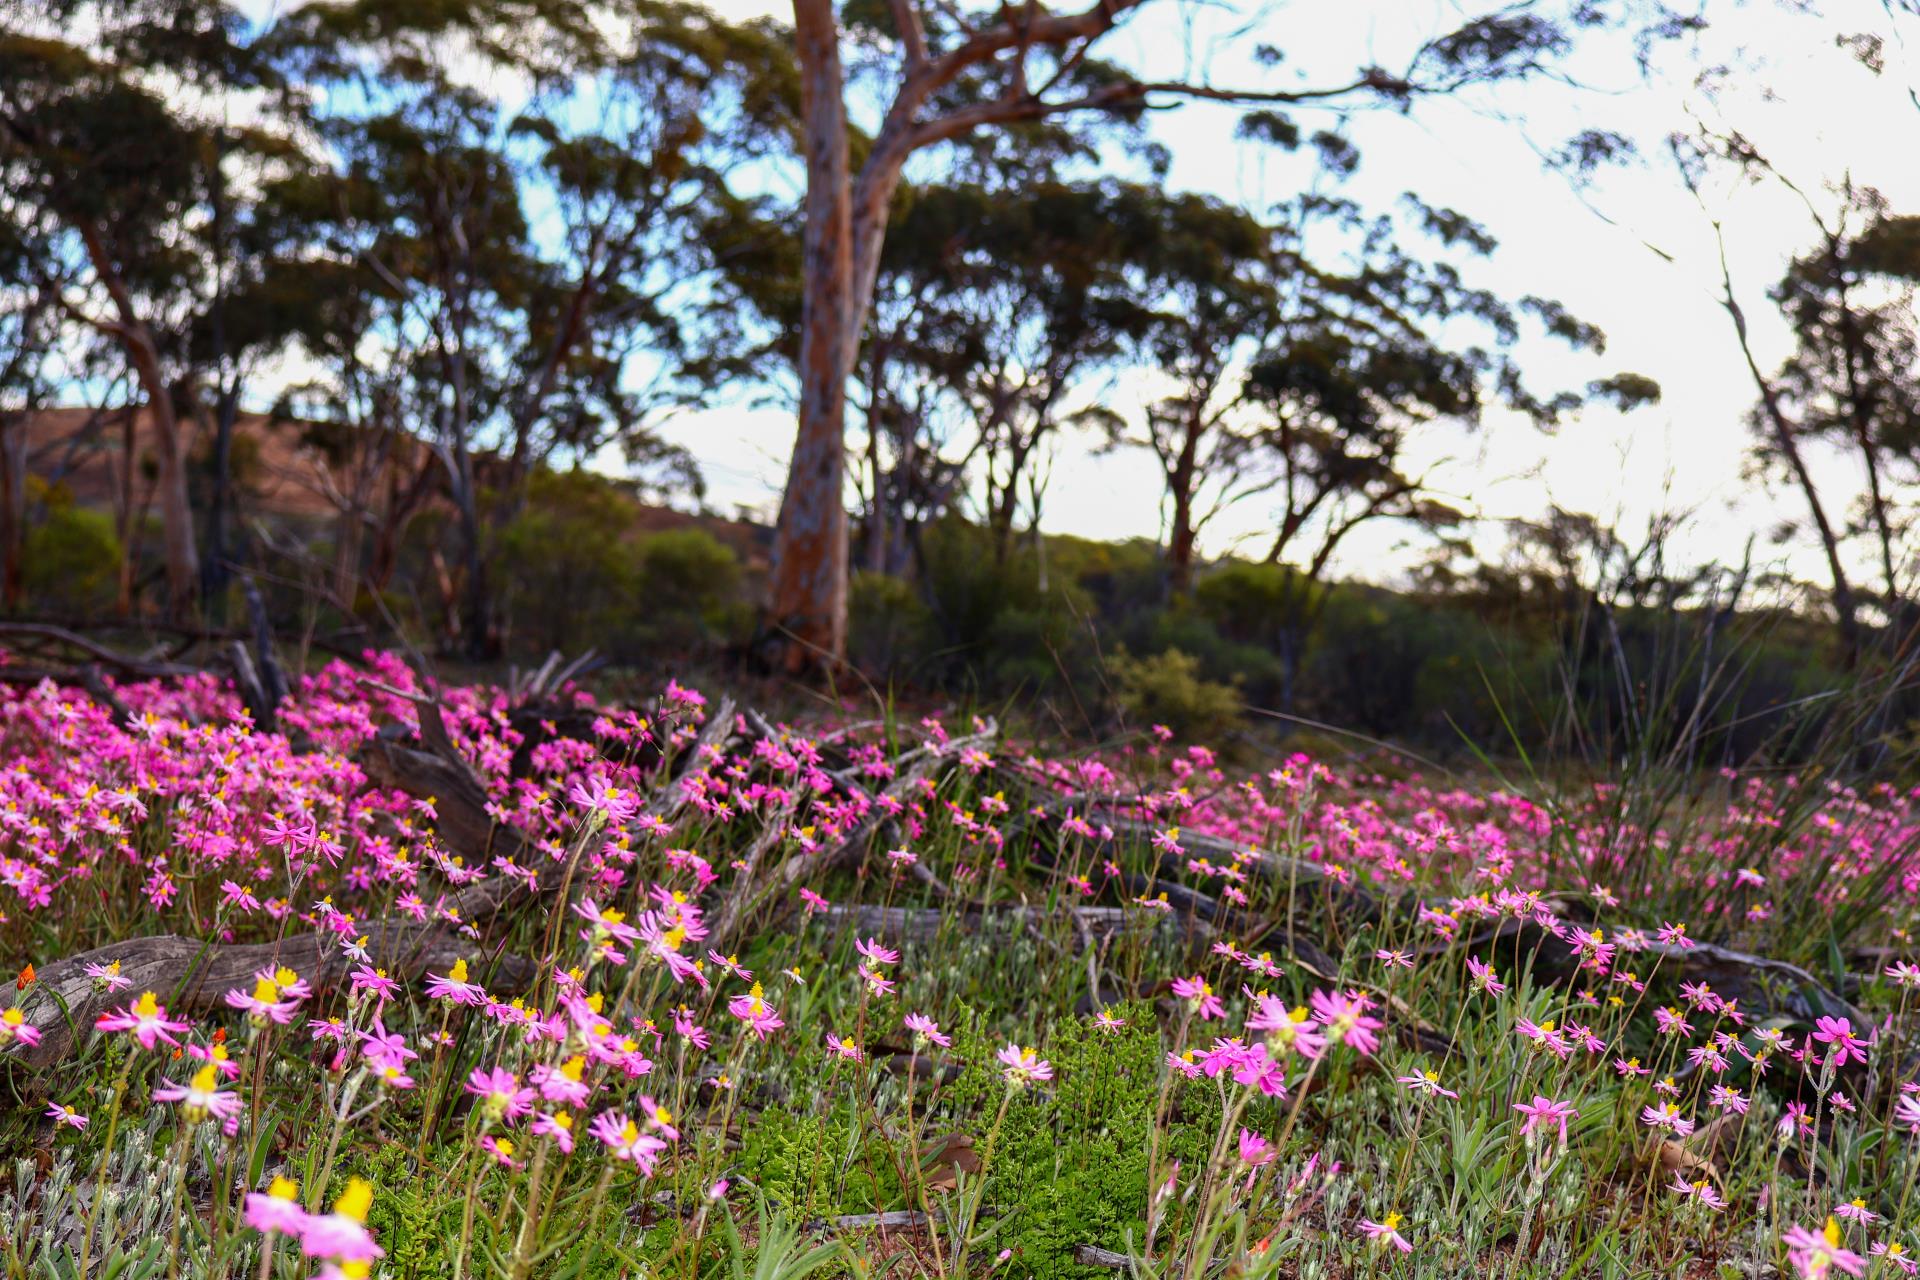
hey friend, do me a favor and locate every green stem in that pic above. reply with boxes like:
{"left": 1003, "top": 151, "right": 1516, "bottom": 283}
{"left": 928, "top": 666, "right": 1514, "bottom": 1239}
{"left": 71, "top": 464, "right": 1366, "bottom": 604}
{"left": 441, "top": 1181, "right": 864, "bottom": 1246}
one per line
{"left": 77, "top": 1055, "right": 133, "bottom": 1280}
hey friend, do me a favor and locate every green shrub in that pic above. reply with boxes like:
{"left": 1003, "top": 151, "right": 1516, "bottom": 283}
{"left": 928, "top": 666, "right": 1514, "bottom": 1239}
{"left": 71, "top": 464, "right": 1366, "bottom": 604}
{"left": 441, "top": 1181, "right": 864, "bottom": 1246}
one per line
{"left": 24, "top": 481, "right": 121, "bottom": 611}
{"left": 1105, "top": 646, "right": 1242, "bottom": 741}
{"left": 911, "top": 518, "right": 1105, "bottom": 705}
{"left": 495, "top": 472, "right": 748, "bottom": 657}
{"left": 632, "top": 527, "right": 749, "bottom": 651}
{"left": 1193, "top": 561, "right": 1321, "bottom": 649}
{"left": 1139, "top": 607, "right": 1288, "bottom": 710}
{"left": 848, "top": 570, "right": 935, "bottom": 678}
{"left": 495, "top": 471, "right": 641, "bottom": 654}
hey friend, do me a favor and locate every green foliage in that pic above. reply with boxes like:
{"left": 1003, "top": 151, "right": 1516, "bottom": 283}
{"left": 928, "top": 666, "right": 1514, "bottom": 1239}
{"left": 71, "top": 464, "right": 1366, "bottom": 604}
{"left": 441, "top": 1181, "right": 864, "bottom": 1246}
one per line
{"left": 712, "top": 1186, "right": 848, "bottom": 1280}
{"left": 347, "top": 1143, "right": 459, "bottom": 1280}
{"left": 1303, "top": 587, "right": 1554, "bottom": 743}
{"left": 495, "top": 471, "right": 745, "bottom": 657}
{"left": 1192, "top": 562, "right": 1318, "bottom": 650}
{"left": 632, "top": 527, "right": 749, "bottom": 650}
{"left": 984, "top": 1009, "right": 1170, "bottom": 1278}
{"left": 735, "top": 1101, "right": 892, "bottom": 1224}
{"left": 496, "top": 471, "right": 642, "bottom": 654}
{"left": 1106, "top": 647, "right": 1242, "bottom": 742}
{"left": 820, "top": 514, "right": 1868, "bottom": 765}
{"left": 23, "top": 481, "right": 120, "bottom": 610}
{"left": 915, "top": 1003, "right": 1223, "bottom": 1280}
{"left": 848, "top": 570, "right": 935, "bottom": 676}
{"left": 729, "top": 1004, "right": 1202, "bottom": 1280}
{"left": 911, "top": 517, "right": 1105, "bottom": 703}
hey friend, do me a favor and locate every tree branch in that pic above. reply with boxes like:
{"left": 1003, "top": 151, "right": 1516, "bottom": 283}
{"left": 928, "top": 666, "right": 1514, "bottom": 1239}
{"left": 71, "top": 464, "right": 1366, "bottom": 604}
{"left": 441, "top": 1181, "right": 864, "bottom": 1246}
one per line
{"left": 887, "top": 0, "right": 928, "bottom": 69}
{"left": 908, "top": 73, "right": 1386, "bottom": 150}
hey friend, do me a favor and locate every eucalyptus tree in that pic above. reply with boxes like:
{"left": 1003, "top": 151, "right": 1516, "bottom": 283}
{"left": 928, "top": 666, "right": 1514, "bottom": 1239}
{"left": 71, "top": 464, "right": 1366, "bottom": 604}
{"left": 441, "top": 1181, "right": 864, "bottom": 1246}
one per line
{"left": 1764, "top": 192, "right": 1920, "bottom": 638}
{"left": 858, "top": 180, "right": 1151, "bottom": 570}
{"left": 1103, "top": 188, "right": 1642, "bottom": 598}
{"left": 268, "top": 0, "right": 797, "bottom": 653}
{"left": 1087, "top": 180, "right": 1657, "bottom": 713}
{"left": 1671, "top": 121, "right": 1920, "bottom": 664}
{"left": 0, "top": 201, "right": 60, "bottom": 607}
{"left": 0, "top": 0, "right": 304, "bottom": 617}
{"left": 765, "top": 0, "right": 1694, "bottom": 668}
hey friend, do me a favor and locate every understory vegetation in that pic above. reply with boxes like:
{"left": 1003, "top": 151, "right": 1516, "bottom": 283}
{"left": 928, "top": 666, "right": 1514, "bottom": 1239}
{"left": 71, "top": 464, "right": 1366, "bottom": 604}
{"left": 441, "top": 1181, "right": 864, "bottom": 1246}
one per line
{"left": 0, "top": 653, "right": 1915, "bottom": 1279}
{"left": 23, "top": 457, "right": 1856, "bottom": 767}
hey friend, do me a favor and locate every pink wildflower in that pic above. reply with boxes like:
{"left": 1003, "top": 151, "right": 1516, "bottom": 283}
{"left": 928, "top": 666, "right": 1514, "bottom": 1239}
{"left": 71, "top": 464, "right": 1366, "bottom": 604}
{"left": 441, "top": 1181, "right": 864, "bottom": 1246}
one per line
{"left": 996, "top": 1043, "right": 1054, "bottom": 1087}
{"left": 94, "top": 991, "right": 190, "bottom": 1051}
{"left": 1512, "top": 1095, "right": 1578, "bottom": 1144}
{"left": 1358, "top": 1213, "right": 1413, "bottom": 1252}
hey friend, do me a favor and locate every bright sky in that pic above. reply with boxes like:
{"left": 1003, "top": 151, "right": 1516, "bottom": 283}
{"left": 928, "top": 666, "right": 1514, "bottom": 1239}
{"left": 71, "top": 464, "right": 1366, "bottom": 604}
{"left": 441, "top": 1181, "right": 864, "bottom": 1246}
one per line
{"left": 647, "top": 0, "right": 1920, "bottom": 589}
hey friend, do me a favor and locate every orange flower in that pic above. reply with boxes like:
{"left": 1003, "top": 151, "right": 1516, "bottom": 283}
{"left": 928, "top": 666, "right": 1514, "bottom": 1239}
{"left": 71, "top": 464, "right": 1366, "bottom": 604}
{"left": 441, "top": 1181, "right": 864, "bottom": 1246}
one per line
{"left": 15, "top": 963, "right": 34, "bottom": 990}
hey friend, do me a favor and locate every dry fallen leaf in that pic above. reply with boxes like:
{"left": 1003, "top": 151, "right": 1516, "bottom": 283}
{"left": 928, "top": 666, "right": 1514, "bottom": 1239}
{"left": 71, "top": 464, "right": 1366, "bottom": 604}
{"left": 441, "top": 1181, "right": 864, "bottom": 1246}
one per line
{"left": 1654, "top": 1137, "right": 1713, "bottom": 1180}
{"left": 921, "top": 1133, "right": 981, "bottom": 1193}
{"left": 1652, "top": 1111, "right": 1741, "bottom": 1189}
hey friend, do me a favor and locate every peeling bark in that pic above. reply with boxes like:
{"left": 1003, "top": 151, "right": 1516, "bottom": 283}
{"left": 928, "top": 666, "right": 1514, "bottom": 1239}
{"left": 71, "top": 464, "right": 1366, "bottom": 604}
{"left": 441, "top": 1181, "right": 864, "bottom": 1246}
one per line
{"left": 768, "top": 0, "right": 857, "bottom": 670}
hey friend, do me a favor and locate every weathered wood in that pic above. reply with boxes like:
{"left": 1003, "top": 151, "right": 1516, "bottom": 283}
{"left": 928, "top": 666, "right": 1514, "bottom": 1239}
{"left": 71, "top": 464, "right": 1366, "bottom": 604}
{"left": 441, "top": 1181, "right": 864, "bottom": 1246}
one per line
{"left": 0, "top": 621, "right": 199, "bottom": 678}
{"left": 361, "top": 695, "right": 738, "bottom": 926}
{"left": 359, "top": 734, "right": 527, "bottom": 873}
{"left": 749, "top": 720, "right": 999, "bottom": 918}
{"left": 1458, "top": 914, "right": 1870, "bottom": 1030}
{"left": 767, "top": 0, "right": 856, "bottom": 670}
{"left": 9, "top": 919, "right": 534, "bottom": 1073}
{"left": 1074, "top": 1244, "right": 1134, "bottom": 1271}
{"left": 813, "top": 1210, "right": 931, "bottom": 1231}
{"left": 821, "top": 903, "right": 1204, "bottom": 946}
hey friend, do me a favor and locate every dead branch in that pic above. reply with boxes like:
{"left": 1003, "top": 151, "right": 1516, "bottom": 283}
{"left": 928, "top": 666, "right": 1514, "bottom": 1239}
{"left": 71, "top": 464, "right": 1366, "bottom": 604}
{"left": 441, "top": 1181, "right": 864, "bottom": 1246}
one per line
{"left": 1450, "top": 913, "right": 1868, "bottom": 1032}
{"left": 1074, "top": 1244, "right": 1133, "bottom": 1271}
{"left": 358, "top": 734, "right": 526, "bottom": 872}
{"left": 9, "top": 918, "right": 535, "bottom": 1074}
{"left": 359, "top": 694, "right": 740, "bottom": 927}
{"left": 0, "top": 621, "right": 200, "bottom": 678}
{"left": 712, "top": 719, "right": 999, "bottom": 949}
{"left": 821, "top": 902, "right": 1205, "bottom": 947}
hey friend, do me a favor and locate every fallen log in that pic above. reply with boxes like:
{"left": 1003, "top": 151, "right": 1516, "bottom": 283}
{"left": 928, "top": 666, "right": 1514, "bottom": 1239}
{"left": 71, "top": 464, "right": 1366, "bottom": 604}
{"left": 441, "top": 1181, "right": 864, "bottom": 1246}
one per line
{"left": 357, "top": 694, "right": 738, "bottom": 927}
{"left": 7, "top": 919, "right": 535, "bottom": 1073}
{"left": 359, "top": 734, "right": 533, "bottom": 878}
{"left": 768, "top": 720, "right": 1000, "bottom": 896}
{"left": 1022, "top": 787, "right": 1868, "bottom": 1037}
{"left": 706, "top": 719, "right": 999, "bottom": 951}
{"left": 0, "top": 621, "right": 201, "bottom": 679}
{"left": 1457, "top": 915, "right": 1870, "bottom": 1031}
{"left": 1074, "top": 1244, "right": 1133, "bottom": 1271}
{"left": 820, "top": 903, "right": 1207, "bottom": 947}
{"left": 1009, "top": 793, "right": 1398, "bottom": 935}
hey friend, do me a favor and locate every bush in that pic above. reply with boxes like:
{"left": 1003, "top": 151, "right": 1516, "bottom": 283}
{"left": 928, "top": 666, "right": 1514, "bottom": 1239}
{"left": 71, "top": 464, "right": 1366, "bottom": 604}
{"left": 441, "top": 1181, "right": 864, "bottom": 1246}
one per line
{"left": 909, "top": 518, "right": 1106, "bottom": 706}
{"left": 23, "top": 481, "right": 120, "bottom": 611}
{"left": 494, "top": 471, "right": 640, "bottom": 655}
{"left": 1192, "top": 561, "right": 1321, "bottom": 651}
{"left": 1302, "top": 586, "right": 1555, "bottom": 747}
{"left": 495, "top": 473, "right": 748, "bottom": 658}
{"left": 1105, "top": 646, "right": 1242, "bottom": 741}
{"left": 630, "top": 527, "right": 749, "bottom": 652}
{"left": 848, "top": 570, "right": 935, "bottom": 678}
{"left": 1137, "top": 606, "right": 1288, "bottom": 710}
